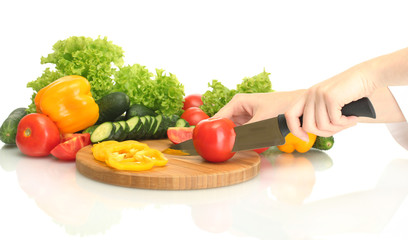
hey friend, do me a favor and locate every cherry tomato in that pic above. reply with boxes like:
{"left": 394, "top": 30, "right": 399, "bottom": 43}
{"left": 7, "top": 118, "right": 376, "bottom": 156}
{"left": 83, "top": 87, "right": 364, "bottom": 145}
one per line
{"left": 16, "top": 113, "right": 61, "bottom": 157}
{"left": 183, "top": 94, "right": 203, "bottom": 110}
{"left": 51, "top": 133, "right": 91, "bottom": 161}
{"left": 181, "top": 107, "right": 209, "bottom": 126}
{"left": 167, "top": 127, "right": 194, "bottom": 144}
{"left": 193, "top": 117, "right": 236, "bottom": 162}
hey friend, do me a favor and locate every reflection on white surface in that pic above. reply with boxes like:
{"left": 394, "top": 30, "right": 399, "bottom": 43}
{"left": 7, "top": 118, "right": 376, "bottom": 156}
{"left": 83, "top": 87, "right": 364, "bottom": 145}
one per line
{"left": 1, "top": 125, "right": 408, "bottom": 240}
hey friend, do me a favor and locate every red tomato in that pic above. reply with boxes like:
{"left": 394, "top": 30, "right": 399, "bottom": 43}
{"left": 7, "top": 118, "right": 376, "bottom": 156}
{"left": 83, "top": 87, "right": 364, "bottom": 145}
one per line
{"left": 181, "top": 107, "right": 209, "bottom": 126}
{"left": 253, "top": 147, "right": 269, "bottom": 154}
{"left": 51, "top": 133, "right": 91, "bottom": 161}
{"left": 183, "top": 94, "right": 203, "bottom": 110}
{"left": 167, "top": 127, "right": 194, "bottom": 144}
{"left": 193, "top": 117, "right": 236, "bottom": 162}
{"left": 61, "top": 133, "right": 91, "bottom": 145}
{"left": 16, "top": 113, "right": 61, "bottom": 157}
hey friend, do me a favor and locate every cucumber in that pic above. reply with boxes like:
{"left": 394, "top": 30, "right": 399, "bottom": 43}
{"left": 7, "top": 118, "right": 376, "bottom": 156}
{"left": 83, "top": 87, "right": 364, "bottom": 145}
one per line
{"left": 96, "top": 92, "right": 130, "bottom": 124}
{"left": 118, "top": 121, "right": 129, "bottom": 141}
{"left": 82, "top": 125, "right": 99, "bottom": 135}
{"left": 139, "top": 116, "right": 151, "bottom": 139}
{"left": 313, "top": 136, "right": 334, "bottom": 150}
{"left": 151, "top": 115, "right": 163, "bottom": 139}
{"left": 90, "top": 122, "right": 116, "bottom": 143}
{"left": 175, "top": 118, "right": 190, "bottom": 127}
{"left": 0, "top": 108, "right": 27, "bottom": 144}
{"left": 144, "top": 116, "right": 158, "bottom": 139}
{"left": 112, "top": 122, "right": 125, "bottom": 141}
{"left": 126, "top": 104, "right": 157, "bottom": 119}
{"left": 126, "top": 116, "right": 141, "bottom": 140}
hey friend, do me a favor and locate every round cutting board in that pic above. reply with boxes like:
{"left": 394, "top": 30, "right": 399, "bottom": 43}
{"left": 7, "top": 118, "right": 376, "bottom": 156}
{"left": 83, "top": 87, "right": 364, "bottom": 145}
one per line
{"left": 76, "top": 139, "right": 260, "bottom": 190}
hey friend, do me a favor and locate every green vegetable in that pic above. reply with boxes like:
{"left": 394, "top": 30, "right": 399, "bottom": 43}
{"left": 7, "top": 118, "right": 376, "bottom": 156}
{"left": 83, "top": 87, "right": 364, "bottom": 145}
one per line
{"left": 201, "top": 70, "right": 274, "bottom": 116}
{"left": 96, "top": 92, "right": 130, "bottom": 124}
{"left": 0, "top": 108, "right": 28, "bottom": 144}
{"left": 126, "top": 104, "right": 157, "bottom": 119}
{"left": 313, "top": 136, "right": 334, "bottom": 150}
{"left": 82, "top": 125, "right": 99, "bottom": 135}
{"left": 27, "top": 36, "right": 125, "bottom": 111}
{"left": 114, "top": 65, "right": 185, "bottom": 116}
{"left": 90, "top": 122, "right": 116, "bottom": 143}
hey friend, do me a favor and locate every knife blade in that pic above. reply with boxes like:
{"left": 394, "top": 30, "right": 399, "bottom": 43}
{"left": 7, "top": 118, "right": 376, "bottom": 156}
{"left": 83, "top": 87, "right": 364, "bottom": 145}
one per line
{"left": 166, "top": 97, "right": 376, "bottom": 155}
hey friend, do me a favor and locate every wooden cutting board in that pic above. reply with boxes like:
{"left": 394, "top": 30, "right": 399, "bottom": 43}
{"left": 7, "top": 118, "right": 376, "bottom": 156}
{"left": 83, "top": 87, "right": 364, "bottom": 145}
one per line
{"left": 76, "top": 139, "right": 260, "bottom": 190}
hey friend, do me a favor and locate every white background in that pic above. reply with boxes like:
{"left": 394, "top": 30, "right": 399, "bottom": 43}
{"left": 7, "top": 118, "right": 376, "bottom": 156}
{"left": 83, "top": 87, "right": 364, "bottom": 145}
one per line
{"left": 2, "top": 0, "right": 408, "bottom": 115}
{"left": 2, "top": 1, "right": 408, "bottom": 240}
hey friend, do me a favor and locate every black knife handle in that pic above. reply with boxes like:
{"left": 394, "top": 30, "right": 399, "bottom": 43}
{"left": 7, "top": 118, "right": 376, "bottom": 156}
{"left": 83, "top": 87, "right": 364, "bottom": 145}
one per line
{"left": 278, "top": 97, "right": 376, "bottom": 137}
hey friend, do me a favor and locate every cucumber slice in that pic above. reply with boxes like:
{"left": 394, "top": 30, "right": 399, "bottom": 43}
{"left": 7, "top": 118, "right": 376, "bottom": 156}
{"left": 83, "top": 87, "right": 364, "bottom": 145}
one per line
{"left": 175, "top": 118, "right": 190, "bottom": 127}
{"left": 112, "top": 122, "right": 125, "bottom": 141}
{"left": 82, "top": 125, "right": 99, "bottom": 135}
{"left": 151, "top": 115, "right": 163, "bottom": 139}
{"left": 118, "top": 121, "right": 129, "bottom": 141}
{"left": 144, "top": 116, "right": 157, "bottom": 139}
{"left": 126, "top": 116, "right": 140, "bottom": 140}
{"left": 140, "top": 116, "right": 152, "bottom": 139}
{"left": 90, "top": 122, "right": 115, "bottom": 143}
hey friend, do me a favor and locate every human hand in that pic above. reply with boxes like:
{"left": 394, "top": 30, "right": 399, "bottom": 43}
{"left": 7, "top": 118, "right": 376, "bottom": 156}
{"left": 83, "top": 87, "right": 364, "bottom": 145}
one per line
{"left": 285, "top": 64, "right": 377, "bottom": 141}
{"left": 213, "top": 90, "right": 304, "bottom": 126}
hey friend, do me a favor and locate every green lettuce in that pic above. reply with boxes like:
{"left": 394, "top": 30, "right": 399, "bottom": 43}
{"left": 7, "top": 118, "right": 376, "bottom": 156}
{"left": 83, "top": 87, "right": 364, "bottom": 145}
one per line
{"left": 27, "top": 36, "right": 124, "bottom": 108}
{"left": 114, "top": 65, "right": 184, "bottom": 116}
{"left": 201, "top": 70, "right": 274, "bottom": 116}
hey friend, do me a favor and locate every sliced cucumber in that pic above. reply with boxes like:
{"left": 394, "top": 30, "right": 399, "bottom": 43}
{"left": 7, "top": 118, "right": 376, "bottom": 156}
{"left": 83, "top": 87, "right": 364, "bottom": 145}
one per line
{"left": 151, "top": 115, "right": 163, "bottom": 139}
{"left": 112, "top": 122, "right": 125, "bottom": 141}
{"left": 90, "top": 122, "right": 115, "bottom": 143}
{"left": 144, "top": 116, "right": 158, "bottom": 139}
{"left": 82, "top": 125, "right": 99, "bottom": 135}
{"left": 175, "top": 118, "right": 190, "bottom": 127}
{"left": 118, "top": 121, "right": 129, "bottom": 141}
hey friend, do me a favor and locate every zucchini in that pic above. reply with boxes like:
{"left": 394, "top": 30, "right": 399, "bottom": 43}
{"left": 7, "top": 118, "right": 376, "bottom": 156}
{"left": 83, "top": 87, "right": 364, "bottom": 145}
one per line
{"left": 0, "top": 108, "right": 27, "bottom": 144}
{"left": 126, "top": 104, "right": 157, "bottom": 119}
{"left": 96, "top": 92, "right": 130, "bottom": 124}
{"left": 90, "top": 122, "right": 116, "bottom": 143}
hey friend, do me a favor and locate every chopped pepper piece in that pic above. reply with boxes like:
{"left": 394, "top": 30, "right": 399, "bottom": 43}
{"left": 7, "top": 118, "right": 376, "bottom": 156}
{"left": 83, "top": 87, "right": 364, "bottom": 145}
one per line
{"left": 277, "top": 132, "right": 317, "bottom": 153}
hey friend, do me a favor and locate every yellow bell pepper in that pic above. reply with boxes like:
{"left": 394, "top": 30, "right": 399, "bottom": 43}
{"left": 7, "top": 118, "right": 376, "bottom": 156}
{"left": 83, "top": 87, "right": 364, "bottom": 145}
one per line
{"left": 277, "top": 133, "right": 317, "bottom": 153}
{"left": 35, "top": 75, "right": 99, "bottom": 134}
{"left": 92, "top": 140, "right": 168, "bottom": 171}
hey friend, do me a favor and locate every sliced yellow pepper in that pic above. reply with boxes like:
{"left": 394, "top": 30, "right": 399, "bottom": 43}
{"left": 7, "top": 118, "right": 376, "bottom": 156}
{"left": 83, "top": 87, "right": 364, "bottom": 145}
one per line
{"left": 92, "top": 140, "right": 168, "bottom": 171}
{"left": 277, "top": 133, "right": 317, "bottom": 153}
{"left": 35, "top": 75, "right": 99, "bottom": 134}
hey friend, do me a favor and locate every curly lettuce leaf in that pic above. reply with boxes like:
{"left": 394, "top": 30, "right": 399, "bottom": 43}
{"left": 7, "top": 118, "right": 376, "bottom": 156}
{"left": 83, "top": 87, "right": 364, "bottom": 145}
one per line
{"left": 152, "top": 69, "right": 185, "bottom": 116}
{"left": 237, "top": 70, "right": 273, "bottom": 93}
{"left": 40, "top": 36, "right": 124, "bottom": 100}
{"left": 201, "top": 70, "right": 273, "bottom": 116}
{"left": 114, "top": 65, "right": 185, "bottom": 116}
{"left": 114, "top": 64, "right": 155, "bottom": 109}
{"left": 200, "top": 80, "right": 237, "bottom": 117}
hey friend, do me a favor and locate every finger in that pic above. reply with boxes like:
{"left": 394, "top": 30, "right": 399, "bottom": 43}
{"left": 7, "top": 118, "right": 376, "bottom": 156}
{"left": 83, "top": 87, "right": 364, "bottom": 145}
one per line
{"left": 315, "top": 94, "right": 332, "bottom": 132}
{"left": 286, "top": 96, "right": 309, "bottom": 142}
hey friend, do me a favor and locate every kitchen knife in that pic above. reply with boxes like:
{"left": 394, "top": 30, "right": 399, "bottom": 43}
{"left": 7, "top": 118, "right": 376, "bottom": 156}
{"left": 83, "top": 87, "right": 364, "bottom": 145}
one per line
{"left": 166, "top": 97, "right": 376, "bottom": 155}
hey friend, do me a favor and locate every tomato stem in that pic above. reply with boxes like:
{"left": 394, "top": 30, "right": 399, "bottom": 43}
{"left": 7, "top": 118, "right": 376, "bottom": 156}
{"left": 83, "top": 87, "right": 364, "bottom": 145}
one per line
{"left": 24, "top": 128, "right": 32, "bottom": 137}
